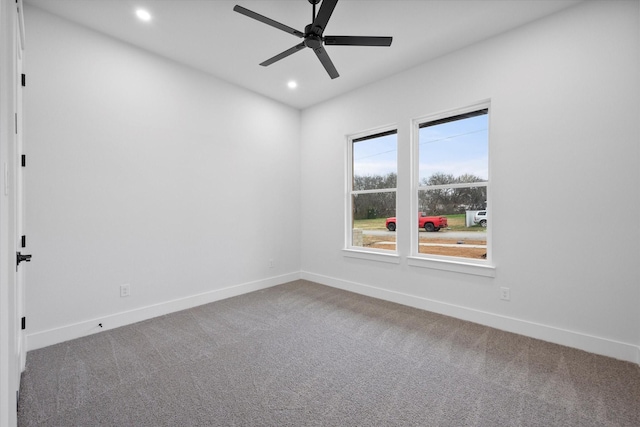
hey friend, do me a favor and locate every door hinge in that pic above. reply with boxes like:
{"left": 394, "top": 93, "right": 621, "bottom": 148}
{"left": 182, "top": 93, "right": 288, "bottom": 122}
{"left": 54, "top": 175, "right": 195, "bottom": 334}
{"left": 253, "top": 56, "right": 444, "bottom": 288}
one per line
{"left": 21, "top": 73, "right": 26, "bottom": 87}
{"left": 21, "top": 317, "right": 26, "bottom": 330}
{"left": 21, "top": 154, "right": 26, "bottom": 167}
{"left": 21, "top": 235, "right": 26, "bottom": 248}
{"left": 15, "top": 113, "right": 17, "bottom": 134}
{"left": 16, "top": 251, "right": 32, "bottom": 270}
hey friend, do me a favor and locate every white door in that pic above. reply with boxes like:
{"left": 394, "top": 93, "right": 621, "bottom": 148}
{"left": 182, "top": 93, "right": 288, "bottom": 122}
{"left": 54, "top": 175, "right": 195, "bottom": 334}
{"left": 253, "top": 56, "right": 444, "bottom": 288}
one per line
{"left": 15, "top": 0, "right": 27, "bottom": 373}
{"left": 1, "top": 0, "right": 26, "bottom": 423}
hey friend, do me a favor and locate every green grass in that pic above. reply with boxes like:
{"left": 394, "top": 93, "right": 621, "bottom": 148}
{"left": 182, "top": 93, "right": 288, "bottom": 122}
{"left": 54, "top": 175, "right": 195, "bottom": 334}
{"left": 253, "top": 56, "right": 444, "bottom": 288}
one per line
{"left": 353, "top": 213, "right": 485, "bottom": 231}
{"left": 445, "top": 214, "right": 469, "bottom": 231}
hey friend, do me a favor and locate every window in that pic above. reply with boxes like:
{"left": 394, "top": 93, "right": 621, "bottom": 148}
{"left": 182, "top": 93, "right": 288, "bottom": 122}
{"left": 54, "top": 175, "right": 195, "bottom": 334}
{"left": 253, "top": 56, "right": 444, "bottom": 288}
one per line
{"left": 414, "top": 104, "right": 490, "bottom": 262}
{"left": 343, "top": 104, "right": 492, "bottom": 273}
{"left": 346, "top": 128, "right": 397, "bottom": 254}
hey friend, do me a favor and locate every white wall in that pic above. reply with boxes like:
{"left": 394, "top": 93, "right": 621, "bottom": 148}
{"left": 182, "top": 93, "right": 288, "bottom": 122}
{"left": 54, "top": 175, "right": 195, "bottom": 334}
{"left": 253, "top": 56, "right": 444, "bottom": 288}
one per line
{"left": 300, "top": 0, "right": 640, "bottom": 362}
{"left": 24, "top": 6, "right": 301, "bottom": 349}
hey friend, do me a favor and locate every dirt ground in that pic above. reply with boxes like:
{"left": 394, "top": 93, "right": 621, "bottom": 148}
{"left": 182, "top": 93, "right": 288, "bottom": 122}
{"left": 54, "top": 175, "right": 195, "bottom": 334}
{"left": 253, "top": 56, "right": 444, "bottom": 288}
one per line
{"left": 417, "top": 246, "right": 486, "bottom": 258}
{"left": 364, "top": 236, "right": 487, "bottom": 259}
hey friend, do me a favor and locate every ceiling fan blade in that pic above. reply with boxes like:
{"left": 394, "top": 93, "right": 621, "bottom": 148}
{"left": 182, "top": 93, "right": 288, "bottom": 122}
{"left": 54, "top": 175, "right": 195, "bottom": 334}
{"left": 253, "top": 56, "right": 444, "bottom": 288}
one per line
{"left": 313, "top": 46, "right": 339, "bottom": 79}
{"left": 324, "top": 36, "right": 393, "bottom": 47}
{"left": 311, "top": 0, "right": 338, "bottom": 36}
{"left": 260, "top": 42, "right": 306, "bottom": 67}
{"left": 233, "top": 5, "right": 304, "bottom": 38}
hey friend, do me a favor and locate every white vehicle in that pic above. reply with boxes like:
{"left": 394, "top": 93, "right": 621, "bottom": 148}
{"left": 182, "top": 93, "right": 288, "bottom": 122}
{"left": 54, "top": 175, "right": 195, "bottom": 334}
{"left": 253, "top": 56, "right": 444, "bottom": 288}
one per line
{"left": 473, "top": 211, "right": 487, "bottom": 227}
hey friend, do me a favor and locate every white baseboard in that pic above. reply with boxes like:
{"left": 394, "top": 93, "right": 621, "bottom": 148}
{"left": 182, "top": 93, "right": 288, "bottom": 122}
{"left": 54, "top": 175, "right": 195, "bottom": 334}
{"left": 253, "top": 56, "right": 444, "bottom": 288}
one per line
{"left": 27, "top": 272, "right": 301, "bottom": 351}
{"left": 27, "top": 270, "right": 639, "bottom": 365}
{"left": 301, "top": 271, "right": 640, "bottom": 365}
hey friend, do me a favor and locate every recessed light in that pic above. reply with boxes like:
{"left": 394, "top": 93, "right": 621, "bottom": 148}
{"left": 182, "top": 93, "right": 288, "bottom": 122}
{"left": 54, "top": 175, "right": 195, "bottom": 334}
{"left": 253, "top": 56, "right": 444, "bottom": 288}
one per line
{"left": 287, "top": 81, "right": 298, "bottom": 89}
{"left": 136, "top": 9, "right": 152, "bottom": 22}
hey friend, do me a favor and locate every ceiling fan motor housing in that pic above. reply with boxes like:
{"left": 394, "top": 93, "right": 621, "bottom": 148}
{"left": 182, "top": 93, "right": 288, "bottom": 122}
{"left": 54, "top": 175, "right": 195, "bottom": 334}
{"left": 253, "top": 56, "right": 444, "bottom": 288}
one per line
{"left": 304, "top": 24, "right": 323, "bottom": 48}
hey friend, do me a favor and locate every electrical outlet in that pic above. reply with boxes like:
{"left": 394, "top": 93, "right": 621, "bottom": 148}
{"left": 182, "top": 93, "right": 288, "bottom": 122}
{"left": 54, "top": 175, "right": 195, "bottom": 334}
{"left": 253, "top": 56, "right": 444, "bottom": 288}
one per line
{"left": 500, "top": 287, "right": 510, "bottom": 301}
{"left": 120, "top": 284, "right": 130, "bottom": 297}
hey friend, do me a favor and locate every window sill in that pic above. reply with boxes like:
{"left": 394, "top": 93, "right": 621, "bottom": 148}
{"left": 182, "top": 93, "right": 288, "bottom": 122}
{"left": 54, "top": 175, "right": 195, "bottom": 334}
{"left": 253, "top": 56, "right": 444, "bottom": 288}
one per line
{"left": 407, "top": 256, "right": 495, "bottom": 277}
{"left": 342, "top": 248, "right": 401, "bottom": 264}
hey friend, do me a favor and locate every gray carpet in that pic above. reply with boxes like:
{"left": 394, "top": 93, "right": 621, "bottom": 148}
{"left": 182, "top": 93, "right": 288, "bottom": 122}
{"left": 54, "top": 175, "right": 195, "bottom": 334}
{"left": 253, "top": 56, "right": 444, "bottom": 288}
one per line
{"left": 18, "top": 280, "right": 640, "bottom": 426}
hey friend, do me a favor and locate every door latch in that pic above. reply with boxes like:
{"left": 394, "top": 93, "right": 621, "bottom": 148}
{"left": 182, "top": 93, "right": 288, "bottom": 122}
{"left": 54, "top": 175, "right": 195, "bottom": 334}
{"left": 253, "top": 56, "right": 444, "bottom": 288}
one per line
{"left": 16, "top": 251, "right": 32, "bottom": 268}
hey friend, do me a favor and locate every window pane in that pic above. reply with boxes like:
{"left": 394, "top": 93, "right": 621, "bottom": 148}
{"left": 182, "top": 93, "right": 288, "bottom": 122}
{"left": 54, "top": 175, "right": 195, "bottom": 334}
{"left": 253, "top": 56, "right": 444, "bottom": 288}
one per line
{"left": 419, "top": 111, "right": 488, "bottom": 185}
{"left": 351, "top": 192, "right": 396, "bottom": 251}
{"left": 353, "top": 132, "right": 397, "bottom": 190}
{"left": 417, "top": 189, "right": 487, "bottom": 260}
{"left": 418, "top": 185, "right": 487, "bottom": 214}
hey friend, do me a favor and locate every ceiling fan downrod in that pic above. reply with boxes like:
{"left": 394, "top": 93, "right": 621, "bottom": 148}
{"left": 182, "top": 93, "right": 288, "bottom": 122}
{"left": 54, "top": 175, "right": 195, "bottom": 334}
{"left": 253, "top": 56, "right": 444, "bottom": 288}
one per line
{"left": 310, "top": 0, "right": 320, "bottom": 23}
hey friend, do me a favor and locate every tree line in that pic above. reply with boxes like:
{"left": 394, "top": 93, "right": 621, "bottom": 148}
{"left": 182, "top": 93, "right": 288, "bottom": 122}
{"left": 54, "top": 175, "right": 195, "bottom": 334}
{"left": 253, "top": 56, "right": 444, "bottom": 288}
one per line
{"left": 353, "top": 172, "right": 486, "bottom": 219}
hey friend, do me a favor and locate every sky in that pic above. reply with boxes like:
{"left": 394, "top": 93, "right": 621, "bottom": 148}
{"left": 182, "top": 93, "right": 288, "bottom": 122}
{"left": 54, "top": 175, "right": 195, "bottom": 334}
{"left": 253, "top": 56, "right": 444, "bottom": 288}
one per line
{"left": 419, "top": 114, "right": 488, "bottom": 182}
{"left": 353, "top": 114, "right": 488, "bottom": 182}
{"left": 353, "top": 133, "right": 397, "bottom": 178}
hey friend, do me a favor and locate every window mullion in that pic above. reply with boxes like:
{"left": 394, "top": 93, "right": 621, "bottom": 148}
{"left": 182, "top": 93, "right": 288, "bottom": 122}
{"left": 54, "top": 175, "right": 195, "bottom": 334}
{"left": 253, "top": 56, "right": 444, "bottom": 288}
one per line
{"left": 352, "top": 188, "right": 397, "bottom": 195}
{"left": 418, "top": 182, "right": 487, "bottom": 191}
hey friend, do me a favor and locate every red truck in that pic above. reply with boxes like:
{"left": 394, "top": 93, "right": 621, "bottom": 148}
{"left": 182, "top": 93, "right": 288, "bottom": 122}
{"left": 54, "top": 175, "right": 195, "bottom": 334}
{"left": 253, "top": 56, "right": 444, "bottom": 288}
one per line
{"left": 385, "top": 213, "right": 448, "bottom": 232}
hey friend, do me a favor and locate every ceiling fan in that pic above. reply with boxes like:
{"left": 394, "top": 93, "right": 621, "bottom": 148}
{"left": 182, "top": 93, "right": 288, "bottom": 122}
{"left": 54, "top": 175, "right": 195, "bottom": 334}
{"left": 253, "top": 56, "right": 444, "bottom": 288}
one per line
{"left": 233, "top": 0, "right": 393, "bottom": 79}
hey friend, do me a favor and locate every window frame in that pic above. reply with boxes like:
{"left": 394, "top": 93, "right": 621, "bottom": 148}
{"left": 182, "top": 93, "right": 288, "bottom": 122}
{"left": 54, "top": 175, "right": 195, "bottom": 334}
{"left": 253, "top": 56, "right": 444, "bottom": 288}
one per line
{"left": 409, "top": 101, "right": 495, "bottom": 276}
{"left": 344, "top": 124, "right": 400, "bottom": 263}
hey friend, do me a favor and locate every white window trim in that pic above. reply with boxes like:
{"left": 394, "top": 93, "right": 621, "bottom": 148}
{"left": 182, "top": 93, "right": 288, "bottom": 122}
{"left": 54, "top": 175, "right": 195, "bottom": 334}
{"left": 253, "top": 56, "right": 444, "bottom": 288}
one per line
{"left": 345, "top": 124, "right": 398, "bottom": 260}
{"left": 342, "top": 248, "right": 401, "bottom": 264}
{"left": 407, "top": 255, "right": 495, "bottom": 277}
{"left": 410, "top": 100, "right": 494, "bottom": 276}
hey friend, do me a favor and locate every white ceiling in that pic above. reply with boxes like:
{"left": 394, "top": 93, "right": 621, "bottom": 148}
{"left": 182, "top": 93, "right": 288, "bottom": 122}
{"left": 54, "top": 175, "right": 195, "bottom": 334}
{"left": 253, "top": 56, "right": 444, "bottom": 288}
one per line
{"left": 24, "top": 0, "right": 582, "bottom": 110}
